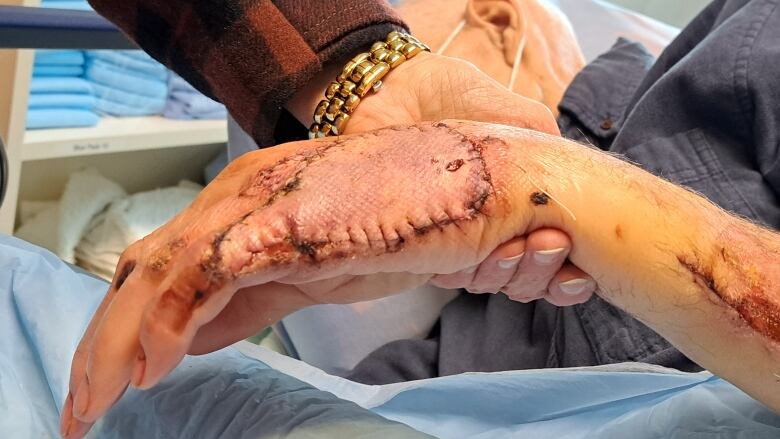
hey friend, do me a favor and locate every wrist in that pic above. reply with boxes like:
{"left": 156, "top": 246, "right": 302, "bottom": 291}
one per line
{"left": 517, "top": 134, "right": 730, "bottom": 302}
{"left": 288, "top": 32, "right": 430, "bottom": 137}
{"left": 286, "top": 60, "right": 348, "bottom": 127}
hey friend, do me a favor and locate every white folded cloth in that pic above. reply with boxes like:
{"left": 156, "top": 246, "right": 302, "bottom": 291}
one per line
{"left": 15, "top": 168, "right": 201, "bottom": 280}
{"left": 76, "top": 181, "right": 201, "bottom": 280}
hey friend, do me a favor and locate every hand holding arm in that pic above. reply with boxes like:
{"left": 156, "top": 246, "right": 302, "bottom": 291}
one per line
{"left": 288, "top": 50, "right": 595, "bottom": 304}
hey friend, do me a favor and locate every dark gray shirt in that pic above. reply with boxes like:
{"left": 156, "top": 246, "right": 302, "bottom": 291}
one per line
{"left": 347, "top": 0, "right": 780, "bottom": 384}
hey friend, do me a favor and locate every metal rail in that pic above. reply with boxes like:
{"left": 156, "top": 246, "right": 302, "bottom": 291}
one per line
{"left": 0, "top": 5, "right": 135, "bottom": 49}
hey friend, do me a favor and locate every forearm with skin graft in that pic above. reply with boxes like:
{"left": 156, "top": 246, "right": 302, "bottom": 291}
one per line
{"left": 65, "top": 120, "right": 779, "bottom": 425}
{"left": 512, "top": 129, "right": 780, "bottom": 411}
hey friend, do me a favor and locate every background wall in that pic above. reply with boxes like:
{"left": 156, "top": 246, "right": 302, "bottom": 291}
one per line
{"left": 607, "top": 0, "right": 711, "bottom": 27}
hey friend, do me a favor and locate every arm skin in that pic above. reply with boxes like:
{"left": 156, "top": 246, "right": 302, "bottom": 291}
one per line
{"left": 61, "top": 120, "right": 780, "bottom": 438}
{"left": 524, "top": 125, "right": 780, "bottom": 410}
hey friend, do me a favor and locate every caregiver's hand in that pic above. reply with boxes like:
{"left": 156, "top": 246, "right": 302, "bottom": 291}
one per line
{"left": 288, "top": 51, "right": 561, "bottom": 137}
{"left": 431, "top": 230, "right": 596, "bottom": 306}
{"left": 290, "top": 51, "right": 594, "bottom": 305}
{"left": 344, "top": 51, "right": 561, "bottom": 135}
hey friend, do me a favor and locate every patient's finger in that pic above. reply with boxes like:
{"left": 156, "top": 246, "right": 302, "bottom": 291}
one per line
{"left": 501, "top": 229, "right": 571, "bottom": 302}
{"left": 60, "top": 394, "right": 94, "bottom": 439}
{"left": 544, "top": 264, "right": 596, "bottom": 307}
{"left": 63, "top": 251, "right": 139, "bottom": 436}
{"left": 189, "top": 283, "right": 313, "bottom": 355}
{"left": 429, "top": 265, "right": 478, "bottom": 289}
{"left": 429, "top": 237, "right": 526, "bottom": 291}
{"left": 73, "top": 272, "right": 156, "bottom": 423}
{"left": 464, "top": 237, "right": 527, "bottom": 293}
{"left": 68, "top": 254, "right": 136, "bottom": 392}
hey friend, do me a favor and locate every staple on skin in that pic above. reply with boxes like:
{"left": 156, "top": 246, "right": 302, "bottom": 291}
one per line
{"left": 530, "top": 191, "right": 550, "bottom": 205}
{"left": 114, "top": 260, "right": 136, "bottom": 289}
{"left": 446, "top": 159, "right": 465, "bottom": 172}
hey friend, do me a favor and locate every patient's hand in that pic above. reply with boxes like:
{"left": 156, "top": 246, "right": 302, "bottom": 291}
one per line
{"left": 62, "top": 120, "right": 780, "bottom": 438}
{"left": 62, "top": 120, "right": 561, "bottom": 438}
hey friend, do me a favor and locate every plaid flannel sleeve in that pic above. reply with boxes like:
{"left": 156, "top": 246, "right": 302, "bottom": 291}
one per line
{"left": 87, "top": 0, "right": 407, "bottom": 147}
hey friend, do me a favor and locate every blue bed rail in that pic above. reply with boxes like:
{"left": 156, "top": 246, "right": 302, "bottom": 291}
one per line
{"left": 0, "top": 5, "right": 135, "bottom": 49}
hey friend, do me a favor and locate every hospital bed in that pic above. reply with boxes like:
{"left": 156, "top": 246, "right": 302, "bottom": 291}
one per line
{"left": 1, "top": 3, "right": 779, "bottom": 439}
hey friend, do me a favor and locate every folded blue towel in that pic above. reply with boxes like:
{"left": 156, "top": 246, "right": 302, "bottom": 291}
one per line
{"left": 95, "top": 98, "right": 166, "bottom": 117}
{"left": 164, "top": 92, "right": 226, "bottom": 120}
{"left": 30, "top": 77, "right": 93, "bottom": 94}
{"left": 163, "top": 99, "right": 226, "bottom": 120}
{"left": 91, "top": 83, "right": 166, "bottom": 116}
{"left": 34, "top": 50, "right": 85, "bottom": 66}
{"left": 26, "top": 109, "right": 99, "bottom": 129}
{"left": 86, "top": 51, "right": 168, "bottom": 79}
{"left": 171, "top": 92, "right": 223, "bottom": 115}
{"left": 27, "top": 93, "right": 97, "bottom": 110}
{"left": 85, "top": 60, "right": 167, "bottom": 98}
{"left": 28, "top": 93, "right": 96, "bottom": 109}
{"left": 41, "top": 0, "right": 93, "bottom": 11}
{"left": 92, "top": 82, "right": 166, "bottom": 108}
{"left": 32, "top": 65, "right": 84, "bottom": 77}
{"left": 169, "top": 74, "right": 199, "bottom": 93}
{"left": 165, "top": 74, "right": 226, "bottom": 120}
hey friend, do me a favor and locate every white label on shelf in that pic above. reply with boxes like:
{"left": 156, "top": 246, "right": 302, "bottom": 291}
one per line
{"left": 72, "top": 142, "right": 112, "bottom": 153}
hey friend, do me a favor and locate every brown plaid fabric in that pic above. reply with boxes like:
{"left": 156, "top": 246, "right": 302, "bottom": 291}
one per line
{"left": 87, "top": 0, "right": 406, "bottom": 147}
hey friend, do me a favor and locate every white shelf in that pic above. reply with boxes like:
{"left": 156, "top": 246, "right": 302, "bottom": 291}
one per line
{"left": 21, "top": 116, "right": 228, "bottom": 161}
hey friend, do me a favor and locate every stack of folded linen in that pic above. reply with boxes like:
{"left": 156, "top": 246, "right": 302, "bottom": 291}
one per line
{"left": 32, "top": 50, "right": 84, "bottom": 77}
{"left": 164, "top": 74, "right": 227, "bottom": 120}
{"left": 85, "top": 50, "right": 169, "bottom": 117}
{"left": 40, "top": 0, "right": 93, "bottom": 11}
{"left": 27, "top": 51, "right": 98, "bottom": 130}
{"left": 14, "top": 168, "right": 201, "bottom": 277}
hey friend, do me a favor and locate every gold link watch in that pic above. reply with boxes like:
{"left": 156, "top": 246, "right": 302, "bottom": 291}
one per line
{"left": 309, "top": 31, "right": 430, "bottom": 138}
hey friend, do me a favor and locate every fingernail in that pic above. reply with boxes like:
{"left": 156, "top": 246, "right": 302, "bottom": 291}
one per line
{"left": 533, "top": 248, "right": 566, "bottom": 265}
{"left": 559, "top": 278, "right": 589, "bottom": 295}
{"left": 463, "top": 265, "right": 478, "bottom": 274}
{"left": 73, "top": 379, "right": 89, "bottom": 419}
{"left": 497, "top": 252, "right": 524, "bottom": 269}
{"left": 131, "top": 353, "right": 146, "bottom": 388}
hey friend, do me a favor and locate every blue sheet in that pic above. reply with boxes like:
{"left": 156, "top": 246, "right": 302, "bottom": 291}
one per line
{"left": 0, "top": 236, "right": 427, "bottom": 439}
{"left": 1, "top": 235, "right": 779, "bottom": 438}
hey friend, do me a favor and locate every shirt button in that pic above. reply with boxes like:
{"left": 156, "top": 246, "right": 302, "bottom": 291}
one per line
{"left": 600, "top": 118, "right": 614, "bottom": 130}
